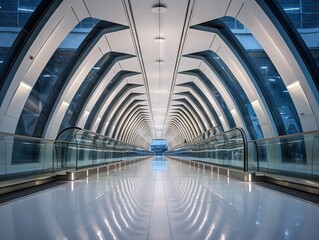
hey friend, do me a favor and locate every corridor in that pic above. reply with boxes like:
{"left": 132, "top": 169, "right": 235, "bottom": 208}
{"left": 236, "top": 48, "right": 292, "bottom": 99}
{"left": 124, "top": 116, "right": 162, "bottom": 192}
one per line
{"left": 0, "top": 158, "right": 318, "bottom": 240}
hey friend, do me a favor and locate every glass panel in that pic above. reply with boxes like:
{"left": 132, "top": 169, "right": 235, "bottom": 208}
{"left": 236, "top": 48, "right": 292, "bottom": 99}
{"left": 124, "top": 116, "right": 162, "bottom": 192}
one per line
{"left": 221, "top": 16, "right": 302, "bottom": 135}
{"left": 165, "top": 128, "right": 247, "bottom": 170}
{"left": 151, "top": 139, "right": 168, "bottom": 156}
{"left": 0, "top": 134, "right": 55, "bottom": 178}
{"left": 248, "top": 131, "right": 318, "bottom": 181}
{"left": 0, "top": 130, "right": 152, "bottom": 179}
{"left": 0, "top": 0, "right": 42, "bottom": 72}
{"left": 16, "top": 18, "right": 99, "bottom": 136}
{"left": 277, "top": 0, "right": 319, "bottom": 67}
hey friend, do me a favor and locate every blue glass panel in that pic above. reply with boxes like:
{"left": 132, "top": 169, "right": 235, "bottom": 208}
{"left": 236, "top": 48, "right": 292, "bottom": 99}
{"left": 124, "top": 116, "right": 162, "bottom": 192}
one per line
{"left": 16, "top": 18, "right": 99, "bottom": 135}
{"left": 221, "top": 16, "right": 302, "bottom": 134}
{"left": 277, "top": 0, "right": 319, "bottom": 68}
{"left": 0, "top": 0, "right": 41, "bottom": 72}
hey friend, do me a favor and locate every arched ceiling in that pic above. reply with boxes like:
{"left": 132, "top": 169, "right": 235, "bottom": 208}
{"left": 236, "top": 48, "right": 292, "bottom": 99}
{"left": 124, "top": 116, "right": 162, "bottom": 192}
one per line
{"left": 0, "top": 0, "right": 318, "bottom": 149}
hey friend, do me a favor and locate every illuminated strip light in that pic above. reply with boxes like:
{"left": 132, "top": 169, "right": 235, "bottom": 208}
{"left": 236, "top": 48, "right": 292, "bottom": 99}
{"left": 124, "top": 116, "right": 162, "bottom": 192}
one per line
{"left": 283, "top": 7, "right": 300, "bottom": 11}
{"left": 20, "top": 81, "right": 32, "bottom": 90}
{"left": 251, "top": 100, "right": 259, "bottom": 106}
{"left": 287, "top": 81, "right": 300, "bottom": 90}
{"left": 18, "top": 8, "right": 34, "bottom": 12}
{"left": 62, "top": 101, "right": 69, "bottom": 107}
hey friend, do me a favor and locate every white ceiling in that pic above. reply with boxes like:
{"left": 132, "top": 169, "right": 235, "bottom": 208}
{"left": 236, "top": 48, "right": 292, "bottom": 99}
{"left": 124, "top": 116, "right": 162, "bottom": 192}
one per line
{"left": 127, "top": 0, "right": 193, "bottom": 138}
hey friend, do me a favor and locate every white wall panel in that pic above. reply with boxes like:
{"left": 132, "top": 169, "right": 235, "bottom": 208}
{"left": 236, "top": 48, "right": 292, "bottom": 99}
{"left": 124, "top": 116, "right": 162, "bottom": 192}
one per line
{"left": 107, "top": 30, "right": 135, "bottom": 55}
{"left": 183, "top": 29, "right": 214, "bottom": 54}
{"left": 70, "top": 0, "right": 90, "bottom": 20}
{"left": 84, "top": 0, "right": 127, "bottom": 25}
{"left": 6, "top": 82, "right": 32, "bottom": 119}
{"left": 226, "top": 0, "right": 245, "bottom": 17}
{"left": 0, "top": 116, "right": 19, "bottom": 134}
{"left": 91, "top": 117, "right": 102, "bottom": 133}
{"left": 78, "top": 110, "right": 90, "bottom": 128}
{"left": 119, "top": 58, "right": 141, "bottom": 73}
{"left": 191, "top": 0, "right": 230, "bottom": 25}
{"left": 178, "top": 58, "right": 201, "bottom": 72}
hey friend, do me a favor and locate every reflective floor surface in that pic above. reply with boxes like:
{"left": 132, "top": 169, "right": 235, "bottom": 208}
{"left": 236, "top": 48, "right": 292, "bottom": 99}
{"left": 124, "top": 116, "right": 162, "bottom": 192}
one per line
{"left": 0, "top": 157, "right": 318, "bottom": 239}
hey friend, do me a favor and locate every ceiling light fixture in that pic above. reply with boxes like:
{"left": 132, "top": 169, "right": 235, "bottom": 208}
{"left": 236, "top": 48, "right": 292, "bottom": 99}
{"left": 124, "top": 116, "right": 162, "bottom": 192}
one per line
{"left": 154, "top": 36, "right": 165, "bottom": 42}
{"left": 155, "top": 59, "right": 164, "bottom": 64}
{"left": 152, "top": 4, "right": 167, "bottom": 14}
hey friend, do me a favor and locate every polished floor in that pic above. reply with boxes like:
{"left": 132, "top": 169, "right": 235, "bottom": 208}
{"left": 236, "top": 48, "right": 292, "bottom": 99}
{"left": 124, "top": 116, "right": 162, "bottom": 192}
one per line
{"left": 0, "top": 157, "right": 318, "bottom": 240}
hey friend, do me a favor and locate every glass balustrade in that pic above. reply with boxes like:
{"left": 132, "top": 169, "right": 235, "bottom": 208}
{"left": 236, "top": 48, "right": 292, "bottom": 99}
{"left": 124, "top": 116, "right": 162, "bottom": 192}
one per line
{"left": 0, "top": 128, "right": 152, "bottom": 180}
{"left": 167, "top": 126, "right": 319, "bottom": 181}
{"left": 166, "top": 127, "right": 247, "bottom": 171}
{"left": 248, "top": 131, "right": 319, "bottom": 180}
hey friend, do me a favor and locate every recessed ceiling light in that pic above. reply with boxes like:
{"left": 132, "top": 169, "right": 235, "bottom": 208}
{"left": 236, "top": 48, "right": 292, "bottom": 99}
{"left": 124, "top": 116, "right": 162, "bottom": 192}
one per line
{"left": 152, "top": 4, "right": 167, "bottom": 13}
{"left": 156, "top": 59, "right": 164, "bottom": 64}
{"left": 154, "top": 37, "right": 165, "bottom": 42}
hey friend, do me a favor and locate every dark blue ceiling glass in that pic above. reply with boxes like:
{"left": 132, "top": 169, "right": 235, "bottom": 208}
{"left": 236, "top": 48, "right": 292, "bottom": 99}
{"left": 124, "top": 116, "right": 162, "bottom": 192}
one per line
{"left": 0, "top": 0, "right": 41, "bottom": 73}
{"left": 277, "top": 0, "right": 319, "bottom": 68}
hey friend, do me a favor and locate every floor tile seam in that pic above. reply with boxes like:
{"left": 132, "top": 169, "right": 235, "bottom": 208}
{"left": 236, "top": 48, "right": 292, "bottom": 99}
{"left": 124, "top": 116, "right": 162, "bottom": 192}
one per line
{"left": 146, "top": 166, "right": 157, "bottom": 240}
{"left": 162, "top": 168, "right": 175, "bottom": 240}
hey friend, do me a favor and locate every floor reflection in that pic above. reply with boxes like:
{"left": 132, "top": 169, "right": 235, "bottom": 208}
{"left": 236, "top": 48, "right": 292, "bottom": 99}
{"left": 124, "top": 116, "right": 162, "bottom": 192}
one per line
{"left": 0, "top": 158, "right": 318, "bottom": 239}
{"left": 152, "top": 156, "right": 167, "bottom": 170}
